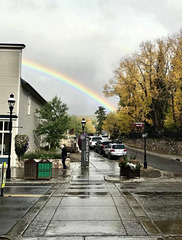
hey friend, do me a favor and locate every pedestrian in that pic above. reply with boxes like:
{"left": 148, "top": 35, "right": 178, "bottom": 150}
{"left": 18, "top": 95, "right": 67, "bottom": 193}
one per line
{"left": 60, "top": 144, "right": 67, "bottom": 169}
{"left": 78, "top": 135, "right": 82, "bottom": 151}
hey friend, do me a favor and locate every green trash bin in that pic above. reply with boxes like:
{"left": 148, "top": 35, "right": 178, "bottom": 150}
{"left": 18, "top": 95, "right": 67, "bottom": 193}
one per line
{"left": 37, "top": 159, "right": 52, "bottom": 180}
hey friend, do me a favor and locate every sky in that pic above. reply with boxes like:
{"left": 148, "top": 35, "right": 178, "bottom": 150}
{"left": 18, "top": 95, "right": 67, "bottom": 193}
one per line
{"left": 1, "top": 0, "right": 182, "bottom": 115}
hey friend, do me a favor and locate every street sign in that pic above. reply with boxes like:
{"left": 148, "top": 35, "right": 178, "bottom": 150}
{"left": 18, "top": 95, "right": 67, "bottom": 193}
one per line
{"left": 142, "top": 133, "right": 148, "bottom": 138}
{"left": 134, "top": 122, "right": 144, "bottom": 127}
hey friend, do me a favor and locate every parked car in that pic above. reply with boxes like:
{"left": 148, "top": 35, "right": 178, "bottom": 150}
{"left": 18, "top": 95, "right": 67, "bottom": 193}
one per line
{"left": 89, "top": 136, "right": 102, "bottom": 149}
{"left": 95, "top": 140, "right": 112, "bottom": 155}
{"left": 101, "top": 134, "right": 109, "bottom": 140}
{"left": 104, "top": 143, "right": 127, "bottom": 159}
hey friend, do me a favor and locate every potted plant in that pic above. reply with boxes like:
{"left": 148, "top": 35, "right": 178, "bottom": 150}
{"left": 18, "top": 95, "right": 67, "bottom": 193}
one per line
{"left": 15, "top": 134, "right": 29, "bottom": 167}
{"left": 125, "top": 159, "right": 141, "bottom": 178}
{"left": 119, "top": 155, "right": 141, "bottom": 178}
{"left": 119, "top": 155, "right": 128, "bottom": 176}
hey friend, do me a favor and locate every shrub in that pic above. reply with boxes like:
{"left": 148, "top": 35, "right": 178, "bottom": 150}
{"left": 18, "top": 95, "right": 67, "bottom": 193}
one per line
{"left": 24, "top": 149, "right": 61, "bottom": 160}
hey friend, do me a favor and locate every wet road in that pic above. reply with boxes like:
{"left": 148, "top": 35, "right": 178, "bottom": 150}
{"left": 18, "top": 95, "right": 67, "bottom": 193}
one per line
{"left": 0, "top": 184, "right": 52, "bottom": 236}
{"left": 2, "top": 151, "right": 182, "bottom": 239}
{"left": 6, "top": 152, "right": 150, "bottom": 238}
{"left": 126, "top": 146, "right": 182, "bottom": 174}
{"left": 18, "top": 152, "right": 147, "bottom": 239}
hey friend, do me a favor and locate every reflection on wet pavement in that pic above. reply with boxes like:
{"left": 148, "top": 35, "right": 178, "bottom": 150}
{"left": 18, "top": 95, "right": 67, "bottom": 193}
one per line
{"left": 6, "top": 151, "right": 182, "bottom": 238}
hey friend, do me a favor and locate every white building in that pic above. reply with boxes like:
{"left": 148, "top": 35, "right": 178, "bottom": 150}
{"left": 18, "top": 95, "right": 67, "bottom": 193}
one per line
{"left": 0, "top": 43, "right": 46, "bottom": 167}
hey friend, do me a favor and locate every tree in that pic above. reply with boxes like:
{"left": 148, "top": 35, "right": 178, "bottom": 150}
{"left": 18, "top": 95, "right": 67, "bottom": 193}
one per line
{"left": 68, "top": 115, "right": 82, "bottom": 134}
{"left": 68, "top": 115, "right": 96, "bottom": 134}
{"left": 35, "top": 96, "right": 69, "bottom": 149}
{"left": 104, "top": 37, "right": 173, "bottom": 133}
{"left": 15, "top": 134, "right": 29, "bottom": 161}
{"left": 168, "top": 32, "right": 182, "bottom": 131}
{"left": 95, "top": 106, "right": 106, "bottom": 135}
{"left": 103, "top": 110, "right": 133, "bottom": 139}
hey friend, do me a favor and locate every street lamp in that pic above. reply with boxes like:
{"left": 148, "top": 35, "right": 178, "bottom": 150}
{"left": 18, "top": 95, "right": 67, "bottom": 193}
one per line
{"left": 81, "top": 118, "right": 86, "bottom": 134}
{"left": 7, "top": 94, "right": 15, "bottom": 179}
{"left": 143, "top": 121, "right": 147, "bottom": 169}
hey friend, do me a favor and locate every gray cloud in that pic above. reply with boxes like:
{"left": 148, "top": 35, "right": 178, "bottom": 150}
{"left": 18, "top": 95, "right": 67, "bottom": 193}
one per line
{"left": 1, "top": 0, "right": 181, "bottom": 115}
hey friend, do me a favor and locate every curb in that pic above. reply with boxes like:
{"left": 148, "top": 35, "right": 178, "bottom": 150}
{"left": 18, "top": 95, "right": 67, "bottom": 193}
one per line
{"left": 104, "top": 175, "right": 145, "bottom": 183}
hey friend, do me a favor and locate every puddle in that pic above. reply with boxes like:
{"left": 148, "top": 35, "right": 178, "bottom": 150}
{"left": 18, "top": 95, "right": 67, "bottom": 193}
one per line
{"left": 70, "top": 183, "right": 103, "bottom": 185}
{"left": 69, "top": 187, "right": 105, "bottom": 189}
{"left": 141, "top": 220, "right": 161, "bottom": 234}
{"left": 65, "top": 192, "right": 109, "bottom": 196}
{"left": 154, "top": 220, "right": 182, "bottom": 234}
{"left": 136, "top": 192, "right": 182, "bottom": 196}
{"left": 122, "top": 191, "right": 130, "bottom": 196}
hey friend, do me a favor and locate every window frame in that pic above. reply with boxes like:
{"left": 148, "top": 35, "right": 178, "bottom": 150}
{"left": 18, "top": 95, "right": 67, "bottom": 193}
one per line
{"left": 0, "top": 120, "right": 10, "bottom": 157}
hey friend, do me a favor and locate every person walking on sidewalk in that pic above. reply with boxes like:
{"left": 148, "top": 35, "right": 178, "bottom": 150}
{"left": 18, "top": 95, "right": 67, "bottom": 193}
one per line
{"left": 60, "top": 144, "right": 67, "bottom": 169}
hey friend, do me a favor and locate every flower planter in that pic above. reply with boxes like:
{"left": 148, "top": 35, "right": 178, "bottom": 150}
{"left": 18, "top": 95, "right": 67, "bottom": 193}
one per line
{"left": 125, "top": 168, "right": 140, "bottom": 179}
{"left": 120, "top": 166, "right": 140, "bottom": 179}
{"left": 120, "top": 166, "right": 128, "bottom": 176}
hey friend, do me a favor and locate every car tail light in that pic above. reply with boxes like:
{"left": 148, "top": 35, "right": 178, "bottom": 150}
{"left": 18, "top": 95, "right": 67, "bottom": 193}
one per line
{"left": 124, "top": 149, "right": 127, "bottom": 151}
{"left": 110, "top": 149, "right": 115, "bottom": 152}
{"left": 90, "top": 141, "right": 92, "bottom": 145}
{"left": 101, "top": 145, "right": 105, "bottom": 148}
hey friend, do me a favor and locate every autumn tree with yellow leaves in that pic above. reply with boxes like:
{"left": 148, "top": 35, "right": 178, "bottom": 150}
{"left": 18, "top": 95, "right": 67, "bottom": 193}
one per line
{"left": 104, "top": 30, "right": 182, "bottom": 135}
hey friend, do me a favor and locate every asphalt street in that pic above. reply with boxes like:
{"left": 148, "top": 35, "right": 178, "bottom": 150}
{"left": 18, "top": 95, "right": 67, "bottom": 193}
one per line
{"left": 126, "top": 145, "right": 182, "bottom": 174}
{"left": 0, "top": 150, "right": 182, "bottom": 240}
{"left": 0, "top": 184, "right": 52, "bottom": 236}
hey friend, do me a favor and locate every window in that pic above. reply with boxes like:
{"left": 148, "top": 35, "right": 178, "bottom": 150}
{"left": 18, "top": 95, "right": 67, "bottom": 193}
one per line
{"left": 113, "top": 145, "right": 125, "bottom": 149}
{"left": 4, "top": 122, "right": 9, "bottom": 130}
{"left": 0, "top": 121, "right": 10, "bottom": 156}
{"left": 3, "top": 133, "right": 10, "bottom": 155}
{"left": 92, "top": 137, "right": 102, "bottom": 141}
{"left": 28, "top": 94, "right": 31, "bottom": 115}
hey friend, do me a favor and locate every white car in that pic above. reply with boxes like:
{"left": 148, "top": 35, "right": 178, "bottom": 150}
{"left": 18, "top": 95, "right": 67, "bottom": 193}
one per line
{"left": 104, "top": 143, "right": 127, "bottom": 159}
{"left": 89, "top": 136, "right": 102, "bottom": 149}
{"left": 101, "top": 135, "right": 109, "bottom": 140}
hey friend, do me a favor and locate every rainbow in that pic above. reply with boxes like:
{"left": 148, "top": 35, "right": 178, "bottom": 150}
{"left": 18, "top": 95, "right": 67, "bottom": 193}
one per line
{"left": 22, "top": 59, "right": 117, "bottom": 112}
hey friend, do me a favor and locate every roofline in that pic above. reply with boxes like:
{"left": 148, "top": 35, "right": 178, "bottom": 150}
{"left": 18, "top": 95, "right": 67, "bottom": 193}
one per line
{"left": 0, "top": 43, "right": 26, "bottom": 50}
{"left": 21, "top": 78, "right": 47, "bottom": 105}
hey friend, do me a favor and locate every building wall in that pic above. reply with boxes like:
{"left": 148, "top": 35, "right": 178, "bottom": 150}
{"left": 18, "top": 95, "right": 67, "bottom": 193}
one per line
{"left": 0, "top": 47, "right": 23, "bottom": 167}
{"left": 18, "top": 85, "right": 44, "bottom": 151}
{"left": 0, "top": 49, "right": 22, "bottom": 116}
{"left": 0, "top": 44, "right": 46, "bottom": 167}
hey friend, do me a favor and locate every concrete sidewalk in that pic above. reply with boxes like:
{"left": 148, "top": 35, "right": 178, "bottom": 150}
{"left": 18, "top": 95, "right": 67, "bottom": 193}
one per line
{"left": 4, "top": 164, "right": 160, "bottom": 239}
{"left": 1, "top": 151, "right": 182, "bottom": 240}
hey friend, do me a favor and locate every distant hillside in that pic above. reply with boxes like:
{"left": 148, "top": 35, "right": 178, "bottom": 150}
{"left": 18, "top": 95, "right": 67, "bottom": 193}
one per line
{"left": 85, "top": 115, "right": 97, "bottom": 121}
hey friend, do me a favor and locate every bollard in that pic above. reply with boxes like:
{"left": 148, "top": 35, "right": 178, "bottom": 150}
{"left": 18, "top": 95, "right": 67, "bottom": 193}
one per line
{"left": 0, "top": 162, "right": 7, "bottom": 197}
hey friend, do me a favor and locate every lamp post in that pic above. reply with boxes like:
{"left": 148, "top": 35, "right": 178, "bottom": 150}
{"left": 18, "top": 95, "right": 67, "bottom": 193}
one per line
{"left": 143, "top": 121, "right": 148, "bottom": 169}
{"left": 7, "top": 94, "right": 15, "bottom": 179}
{"left": 81, "top": 118, "right": 86, "bottom": 134}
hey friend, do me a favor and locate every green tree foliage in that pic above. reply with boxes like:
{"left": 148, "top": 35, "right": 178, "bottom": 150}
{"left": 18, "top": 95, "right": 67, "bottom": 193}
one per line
{"left": 15, "top": 134, "right": 29, "bottom": 161}
{"left": 68, "top": 115, "right": 96, "bottom": 134}
{"left": 104, "top": 30, "right": 182, "bottom": 133}
{"left": 95, "top": 106, "right": 106, "bottom": 135}
{"left": 68, "top": 115, "right": 82, "bottom": 134}
{"left": 35, "top": 96, "right": 69, "bottom": 149}
{"left": 103, "top": 112, "right": 120, "bottom": 139}
{"left": 103, "top": 109, "right": 133, "bottom": 139}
